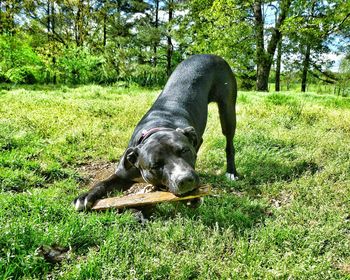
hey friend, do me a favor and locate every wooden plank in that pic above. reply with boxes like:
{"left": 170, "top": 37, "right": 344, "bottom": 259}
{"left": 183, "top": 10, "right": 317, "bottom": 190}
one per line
{"left": 92, "top": 185, "right": 211, "bottom": 211}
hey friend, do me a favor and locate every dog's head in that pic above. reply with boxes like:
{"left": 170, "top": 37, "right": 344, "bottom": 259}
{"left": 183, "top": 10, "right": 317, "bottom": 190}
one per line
{"left": 123, "top": 126, "right": 200, "bottom": 195}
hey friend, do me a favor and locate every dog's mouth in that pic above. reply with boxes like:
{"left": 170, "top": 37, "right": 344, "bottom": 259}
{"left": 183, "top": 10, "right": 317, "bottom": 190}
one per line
{"left": 176, "top": 187, "right": 200, "bottom": 197}
{"left": 156, "top": 174, "right": 200, "bottom": 196}
{"left": 157, "top": 185, "right": 168, "bottom": 192}
{"left": 168, "top": 184, "right": 200, "bottom": 197}
{"left": 155, "top": 183, "right": 203, "bottom": 200}
{"left": 154, "top": 185, "right": 198, "bottom": 197}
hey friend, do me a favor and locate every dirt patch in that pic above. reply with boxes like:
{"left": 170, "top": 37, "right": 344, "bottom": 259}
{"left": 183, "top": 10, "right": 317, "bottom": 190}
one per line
{"left": 76, "top": 161, "right": 158, "bottom": 194}
{"left": 270, "top": 191, "right": 294, "bottom": 209}
{"left": 77, "top": 161, "right": 116, "bottom": 188}
{"left": 335, "top": 263, "right": 350, "bottom": 275}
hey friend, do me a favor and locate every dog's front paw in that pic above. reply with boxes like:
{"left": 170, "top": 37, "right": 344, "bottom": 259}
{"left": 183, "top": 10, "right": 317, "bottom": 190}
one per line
{"left": 225, "top": 172, "right": 239, "bottom": 181}
{"left": 73, "top": 193, "right": 94, "bottom": 211}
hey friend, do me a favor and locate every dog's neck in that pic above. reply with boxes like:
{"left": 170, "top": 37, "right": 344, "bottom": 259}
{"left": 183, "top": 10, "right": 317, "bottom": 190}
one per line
{"left": 137, "top": 127, "right": 174, "bottom": 145}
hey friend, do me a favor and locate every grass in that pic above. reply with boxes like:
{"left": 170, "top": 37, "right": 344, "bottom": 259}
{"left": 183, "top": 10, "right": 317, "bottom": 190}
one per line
{"left": 0, "top": 84, "right": 349, "bottom": 279}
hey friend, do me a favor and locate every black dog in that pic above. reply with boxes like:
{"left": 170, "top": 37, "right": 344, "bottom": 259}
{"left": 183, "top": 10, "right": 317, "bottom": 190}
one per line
{"left": 74, "top": 54, "right": 238, "bottom": 211}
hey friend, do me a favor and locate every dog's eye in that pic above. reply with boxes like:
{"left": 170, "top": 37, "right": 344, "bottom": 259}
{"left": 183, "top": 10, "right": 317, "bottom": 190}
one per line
{"left": 150, "top": 161, "right": 163, "bottom": 170}
{"left": 180, "top": 147, "right": 190, "bottom": 154}
{"left": 175, "top": 147, "right": 190, "bottom": 156}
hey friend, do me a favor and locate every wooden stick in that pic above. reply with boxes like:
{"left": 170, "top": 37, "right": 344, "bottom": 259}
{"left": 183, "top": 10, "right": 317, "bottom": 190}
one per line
{"left": 92, "top": 185, "right": 211, "bottom": 211}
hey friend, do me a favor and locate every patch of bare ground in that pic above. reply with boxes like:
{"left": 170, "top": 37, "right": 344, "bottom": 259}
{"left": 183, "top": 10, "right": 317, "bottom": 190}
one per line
{"left": 270, "top": 191, "right": 294, "bottom": 209}
{"left": 76, "top": 161, "right": 158, "bottom": 195}
{"left": 335, "top": 263, "right": 350, "bottom": 275}
{"left": 76, "top": 161, "right": 116, "bottom": 188}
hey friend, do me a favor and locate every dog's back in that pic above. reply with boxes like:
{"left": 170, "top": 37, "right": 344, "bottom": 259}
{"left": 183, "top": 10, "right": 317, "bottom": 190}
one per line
{"left": 130, "top": 54, "right": 237, "bottom": 145}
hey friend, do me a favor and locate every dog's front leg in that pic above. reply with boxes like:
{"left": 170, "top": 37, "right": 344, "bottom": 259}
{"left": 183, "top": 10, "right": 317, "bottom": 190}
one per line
{"left": 73, "top": 172, "right": 134, "bottom": 211}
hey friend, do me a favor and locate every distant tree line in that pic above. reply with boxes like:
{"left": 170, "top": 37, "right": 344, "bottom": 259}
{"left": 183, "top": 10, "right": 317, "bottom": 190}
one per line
{"left": 0, "top": 0, "right": 349, "bottom": 92}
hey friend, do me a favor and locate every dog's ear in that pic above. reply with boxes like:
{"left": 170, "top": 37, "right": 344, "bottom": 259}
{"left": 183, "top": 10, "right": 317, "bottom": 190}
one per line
{"left": 123, "top": 147, "right": 140, "bottom": 169}
{"left": 176, "top": 126, "right": 198, "bottom": 147}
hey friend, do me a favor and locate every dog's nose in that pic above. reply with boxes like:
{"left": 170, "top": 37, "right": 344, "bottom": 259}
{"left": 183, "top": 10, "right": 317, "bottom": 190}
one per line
{"left": 176, "top": 173, "right": 199, "bottom": 195}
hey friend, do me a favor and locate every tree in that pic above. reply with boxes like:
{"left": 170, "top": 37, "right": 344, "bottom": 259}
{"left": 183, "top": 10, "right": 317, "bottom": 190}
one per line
{"left": 283, "top": 0, "right": 350, "bottom": 92}
{"left": 0, "top": 32, "right": 42, "bottom": 83}
{"left": 177, "top": 0, "right": 257, "bottom": 89}
{"left": 179, "top": 0, "right": 292, "bottom": 91}
{"left": 0, "top": 0, "right": 23, "bottom": 35}
{"left": 253, "top": 0, "right": 292, "bottom": 91}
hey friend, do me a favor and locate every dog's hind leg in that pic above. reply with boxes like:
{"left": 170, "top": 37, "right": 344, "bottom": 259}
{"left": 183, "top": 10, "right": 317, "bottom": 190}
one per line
{"left": 218, "top": 97, "right": 239, "bottom": 180}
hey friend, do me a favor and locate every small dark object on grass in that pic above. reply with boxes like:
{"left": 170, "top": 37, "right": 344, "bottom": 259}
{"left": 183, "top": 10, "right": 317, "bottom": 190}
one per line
{"left": 37, "top": 245, "right": 71, "bottom": 264}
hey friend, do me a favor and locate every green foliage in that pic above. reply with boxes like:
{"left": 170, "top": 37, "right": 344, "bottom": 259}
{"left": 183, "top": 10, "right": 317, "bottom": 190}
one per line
{"left": 0, "top": 33, "right": 42, "bottom": 83}
{"left": 178, "top": 0, "right": 255, "bottom": 78}
{"left": 129, "top": 64, "right": 168, "bottom": 86}
{"left": 0, "top": 1, "right": 349, "bottom": 89}
{"left": 4, "top": 66, "right": 37, "bottom": 84}
{"left": 335, "top": 57, "right": 350, "bottom": 96}
{"left": 57, "top": 46, "right": 105, "bottom": 84}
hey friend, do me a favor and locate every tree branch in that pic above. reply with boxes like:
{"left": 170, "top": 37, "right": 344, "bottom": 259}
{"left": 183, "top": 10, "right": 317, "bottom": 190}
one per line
{"left": 27, "top": 12, "right": 66, "bottom": 46}
{"left": 309, "top": 71, "right": 336, "bottom": 84}
{"left": 311, "top": 62, "right": 339, "bottom": 82}
{"left": 328, "top": 12, "right": 350, "bottom": 34}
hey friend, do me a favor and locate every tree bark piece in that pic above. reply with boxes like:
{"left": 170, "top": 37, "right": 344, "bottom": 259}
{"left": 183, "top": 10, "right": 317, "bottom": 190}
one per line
{"left": 92, "top": 185, "right": 211, "bottom": 211}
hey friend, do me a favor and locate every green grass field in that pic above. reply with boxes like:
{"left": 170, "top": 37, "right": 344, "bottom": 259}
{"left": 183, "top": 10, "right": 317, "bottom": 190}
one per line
{"left": 0, "top": 85, "right": 349, "bottom": 279}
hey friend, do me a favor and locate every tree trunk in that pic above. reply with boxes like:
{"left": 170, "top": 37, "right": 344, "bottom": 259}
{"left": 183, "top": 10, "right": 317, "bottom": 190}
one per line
{"left": 51, "top": 1, "right": 57, "bottom": 84}
{"left": 166, "top": 0, "right": 174, "bottom": 76}
{"left": 275, "top": 37, "right": 282, "bottom": 91}
{"left": 301, "top": 44, "right": 311, "bottom": 92}
{"left": 153, "top": 0, "right": 159, "bottom": 66}
{"left": 0, "top": 1, "right": 3, "bottom": 34}
{"left": 47, "top": 0, "right": 51, "bottom": 36}
{"left": 103, "top": 12, "right": 107, "bottom": 47}
{"left": 301, "top": 2, "right": 317, "bottom": 92}
{"left": 253, "top": 0, "right": 267, "bottom": 90}
{"left": 51, "top": 1, "right": 55, "bottom": 37}
{"left": 46, "top": 0, "right": 51, "bottom": 83}
{"left": 256, "top": 63, "right": 271, "bottom": 91}
{"left": 253, "top": 0, "right": 291, "bottom": 91}
{"left": 76, "top": 0, "right": 84, "bottom": 46}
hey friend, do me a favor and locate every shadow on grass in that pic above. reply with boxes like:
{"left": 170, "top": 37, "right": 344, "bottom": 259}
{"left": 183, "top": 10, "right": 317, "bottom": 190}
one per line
{"left": 153, "top": 193, "right": 267, "bottom": 233}
{"left": 240, "top": 157, "right": 320, "bottom": 187}
{"left": 148, "top": 151, "right": 321, "bottom": 232}
{"left": 149, "top": 172, "right": 267, "bottom": 233}
{"left": 234, "top": 133, "right": 321, "bottom": 189}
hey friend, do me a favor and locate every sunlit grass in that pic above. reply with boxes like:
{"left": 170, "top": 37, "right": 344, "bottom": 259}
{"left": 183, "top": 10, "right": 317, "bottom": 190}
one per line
{"left": 0, "top": 85, "right": 349, "bottom": 279}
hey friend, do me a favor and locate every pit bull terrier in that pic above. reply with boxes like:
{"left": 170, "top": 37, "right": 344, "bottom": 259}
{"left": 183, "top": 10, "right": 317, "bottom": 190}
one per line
{"left": 74, "top": 54, "right": 238, "bottom": 211}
